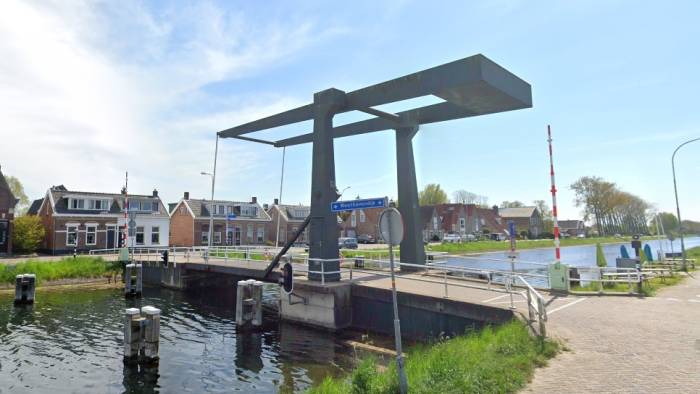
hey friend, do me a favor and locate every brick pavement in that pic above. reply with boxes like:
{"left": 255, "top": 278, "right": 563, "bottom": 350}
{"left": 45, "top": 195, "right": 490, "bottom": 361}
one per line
{"left": 523, "top": 273, "right": 700, "bottom": 393}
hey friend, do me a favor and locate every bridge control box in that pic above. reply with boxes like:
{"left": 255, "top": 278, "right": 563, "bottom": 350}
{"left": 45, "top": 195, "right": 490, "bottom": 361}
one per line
{"left": 548, "top": 263, "right": 569, "bottom": 292}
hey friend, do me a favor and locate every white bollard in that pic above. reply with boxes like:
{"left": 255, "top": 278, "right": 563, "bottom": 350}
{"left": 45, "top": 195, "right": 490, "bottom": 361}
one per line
{"left": 14, "top": 274, "right": 36, "bottom": 305}
{"left": 141, "top": 306, "right": 161, "bottom": 361}
{"left": 235, "top": 280, "right": 247, "bottom": 326}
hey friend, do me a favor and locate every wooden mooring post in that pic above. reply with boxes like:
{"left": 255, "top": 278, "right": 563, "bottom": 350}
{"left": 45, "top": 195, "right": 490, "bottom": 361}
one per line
{"left": 123, "top": 306, "right": 161, "bottom": 363}
{"left": 14, "top": 274, "right": 36, "bottom": 305}
{"left": 235, "top": 279, "right": 263, "bottom": 329}
{"left": 124, "top": 263, "right": 143, "bottom": 298}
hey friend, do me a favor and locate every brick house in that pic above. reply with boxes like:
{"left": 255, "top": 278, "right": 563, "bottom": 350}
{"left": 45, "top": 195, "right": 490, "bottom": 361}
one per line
{"left": 169, "top": 193, "right": 271, "bottom": 247}
{"left": 265, "top": 200, "right": 309, "bottom": 246}
{"left": 433, "top": 204, "right": 469, "bottom": 236}
{"left": 339, "top": 206, "right": 382, "bottom": 241}
{"left": 470, "top": 205, "right": 508, "bottom": 238}
{"left": 28, "top": 185, "right": 170, "bottom": 254}
{"left": 0, "top": 166, "right": 19, "bottom": 256}
{"left": 421, "top": 206, "right": 441, "bottom": 241}
{"left": 559, "top": 219, "right": 586, "bottom": 237}
{"left": 498, "top": 206, "right": 543, "bottom": 237}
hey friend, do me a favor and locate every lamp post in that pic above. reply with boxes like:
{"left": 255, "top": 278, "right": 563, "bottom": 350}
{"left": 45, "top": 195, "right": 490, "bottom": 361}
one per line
{"left": 201, "top": 134, "right": 220, "bottom": 257}
{"left": 671, "top": 137, "right": 700, "bottom": 271}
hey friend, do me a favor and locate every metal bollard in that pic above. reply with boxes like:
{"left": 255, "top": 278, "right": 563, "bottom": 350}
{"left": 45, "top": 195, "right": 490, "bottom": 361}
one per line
{"left": 123, "top": 308, "right": 142, "bottom": 360}
{"left": 142, "top": 306, "right": 161, "bottom": 361}
{"left": 136, "top": 264, "right": 143, "bottom": 294}
{"left": 14, "top": 274, "right": 36, "bottom": 305}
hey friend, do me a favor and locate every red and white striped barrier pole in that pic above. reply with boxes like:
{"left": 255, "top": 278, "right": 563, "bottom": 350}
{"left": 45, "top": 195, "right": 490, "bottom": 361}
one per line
{"left": 547, "top": 125, "right": 561, "bottom": 267}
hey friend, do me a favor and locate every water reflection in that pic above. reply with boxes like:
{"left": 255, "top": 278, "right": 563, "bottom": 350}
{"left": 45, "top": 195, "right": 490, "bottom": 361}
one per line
{"left": 0, "top": 285, "right": 355, "bottom": 393}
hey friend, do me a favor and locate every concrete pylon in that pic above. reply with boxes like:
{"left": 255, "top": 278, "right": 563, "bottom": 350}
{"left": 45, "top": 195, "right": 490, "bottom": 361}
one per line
{"left": 308, "top": 88, "right": 346, "bottom": 282}
{"left": 395, "top": 122, "right": 426, "bottom": 270}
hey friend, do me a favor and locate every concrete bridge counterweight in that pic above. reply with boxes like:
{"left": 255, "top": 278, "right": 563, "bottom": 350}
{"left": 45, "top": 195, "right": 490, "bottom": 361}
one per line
{"left": 217, "top": 54, "right": 532, "bottom": 282}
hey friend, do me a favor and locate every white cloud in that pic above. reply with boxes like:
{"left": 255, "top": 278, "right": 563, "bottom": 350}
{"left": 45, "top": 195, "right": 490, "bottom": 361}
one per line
{"left": 0, "top": 0, "right": 342, "bottom": 204}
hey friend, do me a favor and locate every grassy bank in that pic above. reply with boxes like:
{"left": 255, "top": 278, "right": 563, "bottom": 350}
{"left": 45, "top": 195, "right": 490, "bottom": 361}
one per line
{"left": 427, "top": 236, "right": 640, "bottom": 255}
{"left": 308, "top": 321, "right": 559, "bottom": 394}
{"left": 0, "top": 256, "right": 120, "bottom": 285}
{"left": 570, "top": 274, "right": 685, "bottom": 296}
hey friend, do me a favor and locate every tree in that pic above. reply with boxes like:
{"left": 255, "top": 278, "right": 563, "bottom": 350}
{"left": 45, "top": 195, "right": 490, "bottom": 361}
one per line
{"left": 571, "top": 176, "right": 649, "bottom": 236}
{"left": 452, "top": 190, "right": 489, "bottom": 207}
{"left": 500, "top": 200, "right": 524, "bottom": 208}
{"left": 3, "top": 175, "right": 29, "bottom": 215}
{"left": 419, "top": 184, "right": 448, "bottom": 205}
{"left": 12, "top": 215, "right": 45, "bottom": 253}
{"left": 533, "top": 199, "right": 553, "bottom": 233}
{"left": 648, "top": 212, "right": 679, "bottom": 236}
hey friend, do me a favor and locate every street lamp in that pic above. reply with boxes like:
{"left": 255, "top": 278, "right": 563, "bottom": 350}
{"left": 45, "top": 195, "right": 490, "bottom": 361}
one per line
{"left": 671, "top": 137, "right": 700, "bottom": 271}
{"left": 338, "top": 186, "right": 351, "bottom": 199}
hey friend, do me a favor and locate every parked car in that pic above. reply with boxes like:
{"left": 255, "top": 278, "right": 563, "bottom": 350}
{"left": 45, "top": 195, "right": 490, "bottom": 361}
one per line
{"left": 464, "top": 234, "right": 476, "bottom": 242}
{"left": 357, "top": 234, "right": 376, "bottom": 244}
{"left": 442, "top": 233, "right": 462, "bottom": 243}
{"left": 338, "top": 237, "right": 358, "bottom": 249}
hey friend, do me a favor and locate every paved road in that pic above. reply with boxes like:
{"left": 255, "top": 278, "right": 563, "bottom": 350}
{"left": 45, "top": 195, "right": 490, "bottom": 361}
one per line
{"left": 524, "top": 273, "right": 700, "bottom": 393}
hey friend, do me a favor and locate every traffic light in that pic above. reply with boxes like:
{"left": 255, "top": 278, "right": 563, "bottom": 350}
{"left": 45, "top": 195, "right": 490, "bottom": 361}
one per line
{"left": 161, "top": 250, "right": 169, "bottom": 266}
{"left": 280, "top": 262, "right": 293, "bottom": 294}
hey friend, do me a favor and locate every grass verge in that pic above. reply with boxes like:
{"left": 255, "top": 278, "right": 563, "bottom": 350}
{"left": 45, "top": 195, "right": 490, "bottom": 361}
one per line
{"left": 0, "top": 256, "right": 120, "bottom": 285}
{"left": 570, "top": 274, "right": 686, "bottom": 296}
{"left": 308, "top": 321, "right": 559, "bottom": 394}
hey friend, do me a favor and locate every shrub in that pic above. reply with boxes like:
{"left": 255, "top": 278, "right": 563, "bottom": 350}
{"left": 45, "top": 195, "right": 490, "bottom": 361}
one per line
{"left": 596, "top": 243, "right": 607, "bottom": 267}
{"left": 12, "top": 215, "right": 45, "bottom": 253}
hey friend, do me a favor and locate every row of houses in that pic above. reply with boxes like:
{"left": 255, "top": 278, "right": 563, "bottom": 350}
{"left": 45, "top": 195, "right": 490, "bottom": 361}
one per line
{"left": 22, "top": 185, "right": 315, "bottom": 255}
{"left": 1, "top": 175, "right": 585, "bottom": 255}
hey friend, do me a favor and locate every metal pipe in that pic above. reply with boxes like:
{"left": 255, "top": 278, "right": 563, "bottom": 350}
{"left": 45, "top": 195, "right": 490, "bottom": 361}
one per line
{"left": 275, "top": 147, "right": 286, "bottom": 248}
{"left": 671, "top": 137, "right": 699, "bottom": 271}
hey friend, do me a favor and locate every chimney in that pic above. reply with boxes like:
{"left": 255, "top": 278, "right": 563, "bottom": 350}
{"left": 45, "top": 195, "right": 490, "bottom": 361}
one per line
{"left": 184, "top": 191, "right": 190, "bottom": 200}
{"left": 263, "top": 203, "right": 269, "bottom": 211}
{"left": 274, "top": 198, "right": 279, "bottom": 205}
{"left": 492, "top": 205, "right": 499, "bottom": 215}
{"left": 251, "top": 196, "right": 257, "bottom": 204}
{"left": 152, "top": 189, "right": 158, "bottom": 197}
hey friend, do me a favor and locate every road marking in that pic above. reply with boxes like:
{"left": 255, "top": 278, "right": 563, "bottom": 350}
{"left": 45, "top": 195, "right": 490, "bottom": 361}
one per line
{"left": 492, "top": 300, "right": 526, "bottom": 305}
{"left": 483, "top": 294, "right": 511, "bottom": 303}
{"left": 689, "top": 299, "right": 700, "bottom": 303}
{"left": 547, "top": 297, "right": 587, "bottom": 315}
{"left": 665, "top": 298, "right": 681, "bottom": 302}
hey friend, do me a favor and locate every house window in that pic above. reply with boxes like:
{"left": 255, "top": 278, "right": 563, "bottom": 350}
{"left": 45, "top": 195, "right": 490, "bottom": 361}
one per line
{"left": 152, "top": 201, "right": 159, "bottom": 212}
{"left": 214, "top": 232, "right": 222, "bottom": 244}
{"left": 459, "top": 218, "right": 466, "bottom": 231}
{"left": 433, "top": 217, "right": 438, "bottom": 230}
{"left": 227, "top": 206, "right": 234, "bottom": 214}
{"left": 179, "top": 205, "right": 185, "bottom": 215}
{"left": 201, "top": 231, "right": 209, "bottom": 244}
{"left": 151, "top": 226, "right": 160, "bottom": 244}
{"left": 135, "top": 226, "right": 145, "bottom": 245}
{"left": 247, "top": 224, "right": 253, "bottom": 240}
{"left": 218, "top": 205, "right": 225, "bottom": 215}
{"left": 257, "top": 227, "right": 264, "bottom": 243}
{"left": 70, "top": 199, "right": 85, "bottom": 209}
{"left": 351, "top": 212, "right": 356, "bottom": 227}
{"left": 86, "top": 225, "right": 97, "bottom": 245}
{"left": 66, "top": 225, "right": 78, "bottom": 246}
{"left": 360, "top": 210, "right": 366, "bottom": 223}
{"left": 129, "top": 200, "right": 140, "bottom": 211}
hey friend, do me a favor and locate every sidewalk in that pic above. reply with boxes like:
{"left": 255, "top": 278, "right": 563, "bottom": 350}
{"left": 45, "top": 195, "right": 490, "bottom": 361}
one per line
{"left": 524, "top": 273, "right": 700, "bottom": 393}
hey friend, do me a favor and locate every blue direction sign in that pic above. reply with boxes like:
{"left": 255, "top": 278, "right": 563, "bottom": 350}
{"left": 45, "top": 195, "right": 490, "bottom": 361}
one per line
{"left": 227, "top": 213, "right": 236, "bottom": 221}
{"left": 331, "top": 197, "right": 388, "bottom": 212}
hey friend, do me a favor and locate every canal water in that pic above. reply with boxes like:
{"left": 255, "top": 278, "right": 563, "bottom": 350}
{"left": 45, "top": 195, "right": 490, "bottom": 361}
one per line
{"left": 0, "top": 285, "right": 358, "bottom": 393}
{"left": 444, "top": 236, "right": 700, "bottom": 287}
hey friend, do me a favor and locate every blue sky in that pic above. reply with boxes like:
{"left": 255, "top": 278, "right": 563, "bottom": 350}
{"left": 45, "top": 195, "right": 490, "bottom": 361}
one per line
{"left": 1, "top": 0, "right": 699, "bottom": 221}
